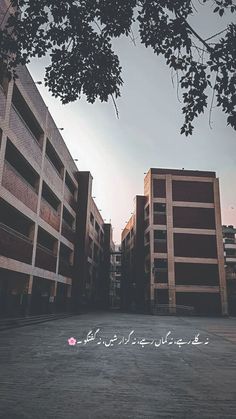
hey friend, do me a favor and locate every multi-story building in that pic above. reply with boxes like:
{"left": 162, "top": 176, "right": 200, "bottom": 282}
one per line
{"left": 0, "top": 64, "right": 113, "bottom": 316}
{"left": 0, "top": 64, "right": 79, "bottom": 316}
{"left": 109, "top": 244, "right": 122, "bottom": 308}
{"left": 121, "top": 196, "right": 145, "bottom": 312}
{"left": 122, "top": 168, "right": 228, "bottom": 316}
{"left": 73, "top": 171, "right": 113, "bottom": 310}
{"left": 223, "top": 225, "right": 236, "bottom": 275}
{"left": 223, "top": 225, "right": 236, "bottom": 315}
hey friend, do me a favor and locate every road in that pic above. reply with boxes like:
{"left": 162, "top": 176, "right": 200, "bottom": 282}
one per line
{"left": 0, "top": 312, "right": 236, "bottom": 418}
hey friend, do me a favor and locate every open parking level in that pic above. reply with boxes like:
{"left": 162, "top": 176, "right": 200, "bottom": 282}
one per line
{"left": 0, "top": 312, "right": 236, "bottom": 418}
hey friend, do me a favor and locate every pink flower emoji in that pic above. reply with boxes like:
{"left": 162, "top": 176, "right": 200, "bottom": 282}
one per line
{"left": 68, "top": 337, "right": 77, "bottom": 346}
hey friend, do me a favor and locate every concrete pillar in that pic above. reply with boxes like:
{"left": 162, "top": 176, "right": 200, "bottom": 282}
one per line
{"left": 149, "top": 175, "right": 155, "bottom": 312}
{"left": 24, "top": 275, "right": 34, "bottom": 315}
{"left": 49, "top": 281, "right": 57, "bottom": 313}
{"left": 0, "top": 130, "right": 7, "bottom": 190}
{"left": 214, "top": 179, "right": 228, "bottom": 316}
{"left": 31, "top": 108, "right": 48, "bottom": 270}
{"left": 150, "top": 228, "right": 155, "bottom": 309}
{"left": 166, "top": 175, "right": 176, "bottom": 314}
{"left": 56, "top": 168, "right": 66, "bottom": 277}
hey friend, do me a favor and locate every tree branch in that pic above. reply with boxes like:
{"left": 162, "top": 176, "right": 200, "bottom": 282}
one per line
{"left": 183, "top": 19, "right": 214, "bottom": 54}
{"left": 0, "top": 1, "right": 14, "bottom": 29}
{"left": 111, "top": 94, "right": 119, "bottom": 119}
{"left": 204, "top": 28, "right": 228, "bottom": 41}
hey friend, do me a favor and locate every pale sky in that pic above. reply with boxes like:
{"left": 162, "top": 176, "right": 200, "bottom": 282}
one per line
{"left": 27, "top": 5, "right": 236, "bottom": 243}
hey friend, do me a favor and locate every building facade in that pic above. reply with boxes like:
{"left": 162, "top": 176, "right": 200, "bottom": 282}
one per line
{"left": 121, "top": 196, "right": 145, "bottom": 312}
{"left": 223, "top": 225, "right": 236, "bottom": 315}
{"left": 122, "top": 168, "right": 228, "bottom": 316}
{"left": 73, "top": 171, "right": 113, "bottom": 310}
{"left": 0, "top": 64, "right": 79, "bottom": 315}
{"left": 0, "top": 64, "right": 113, "bottom": 316}
{"left": 109, "top": 244, "right": 122, "bottom": 308}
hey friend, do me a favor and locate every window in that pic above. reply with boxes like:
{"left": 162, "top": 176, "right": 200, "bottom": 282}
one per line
{"left": 153, "top": 179, "right": 166, "bottom": 198}
{"left": 12, "top": 85, "right": 44, "bottom": 144}
{"left": 60, "top": 243, "right": 72, "bottom": 264}
{"left": 174, "top": 233, "right": 217, "bottom": 258}
{"left": 0, "top": 198, "right": 33, "bottom": 238}
{"left": 154, "top": 230, "right": 167, "bottom": 241}
{"left": 153, "top": 260, "right": 168, "bottom": 283}
{"left": 173, "top": 207, "right": 216, "bottom": 229}
{"left": 145, "top": 205, "right": 149, "bottom": 218}
{"left": 175, "top": 263, "right": 219, "bottom": 286}
{"left": 154, "top": 259, "right": 167, "bottom": 269}
{"left": 5, "top": 139, "right": 39, "bottom": 190}
{"left": 172, "top": 180, "right": 214, "bottom": 203}
{"left": 37, "top": 227, "right": 57, "bottom": 252}
{"left": 90, "top": 213, "right": 94, "bottom": 226}
{"left": 95, "top": 221, "right": 99, "bottom": 233}
{"left": 153, "top": 203, "right": 166, "bottom": 213}
{"left": 154, "top": 289, "right": 169, "bottom": 304}
{"left": 226, "top": 249, "right": 236, "bottom": 257}
{"left": 153, "top": 203, "right": 166, "bottom": 225}
{"left": 63, "top": 206, "right": 74, "bottom": 229}
{"left": 42, "top": 182, "right": 60, "bottom": 211}
{"left": 46, "top": 139, "right": 64, "bottom": 176}
{"left": 0, "top": 60, "right": 9, "bottom": 95}
{"left": 65, "top": 172, "right": 76, "bottom": 195}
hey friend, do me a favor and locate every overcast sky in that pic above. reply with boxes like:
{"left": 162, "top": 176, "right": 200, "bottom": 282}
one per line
{"left": 28, "top": 5, "right": 236, "bottom": 242}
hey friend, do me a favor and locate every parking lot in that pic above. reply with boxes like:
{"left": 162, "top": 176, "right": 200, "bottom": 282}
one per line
{"left": 0, "top": 312, "right": 236, "bottom": 418}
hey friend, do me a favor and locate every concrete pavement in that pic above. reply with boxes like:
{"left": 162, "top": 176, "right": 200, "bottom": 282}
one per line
{"left": 0, "top": 312, "right": 236, "bottom": 418}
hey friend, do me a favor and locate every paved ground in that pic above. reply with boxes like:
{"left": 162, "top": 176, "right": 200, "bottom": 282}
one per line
{"left": 0, "top": 312, "right": 236, "bottom": 419}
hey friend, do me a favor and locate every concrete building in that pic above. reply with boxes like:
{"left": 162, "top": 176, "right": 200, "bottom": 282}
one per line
{"left": 74, "top": 171, "right": 113, "bottom": 310}
{"left": 223, "top": 225, "right": 236, "bottom": 275}
{"left": 109, "top": 244, "right": 122, "bottom": 308}
{"left": 122, "top": 168, "right": 228, "bottom": 316}
{"left": 223, "top": 225, "right": 236, "bottom": 315}
{"left": 0, "top": 64, "right": 113, "bottom": 316}
{"left": 121, "top": 196, "right": 145, "bottom": 312}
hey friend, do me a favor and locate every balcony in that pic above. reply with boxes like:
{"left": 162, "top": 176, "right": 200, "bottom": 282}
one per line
{"left": 35, "top": 244, "right": 57, "bottom": 272}
{"left": 40, "top": 198, "right": 60, "bottom": 231}
{"left": 58, "top": 258, "right": 74, "bottom": 278}
{"left": 64, "top": 186, "right": 77, "bottom": 211}
{"left": 43, "top": 156, "right": 63, "bottom": 195}
{"left": 61, "top": 220, "right": 75, "bottom": 243}
{"left": 15, "top": 66, "right": 47, "bottom": 125}
{"left": 0, "top": 223, "right": 33, "bottom": 264}
{"left": 9, "top": 106, "right": 43, "bottom": 168}
{"left": 2, "top": 162, "right": 38, "bottom": 212}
